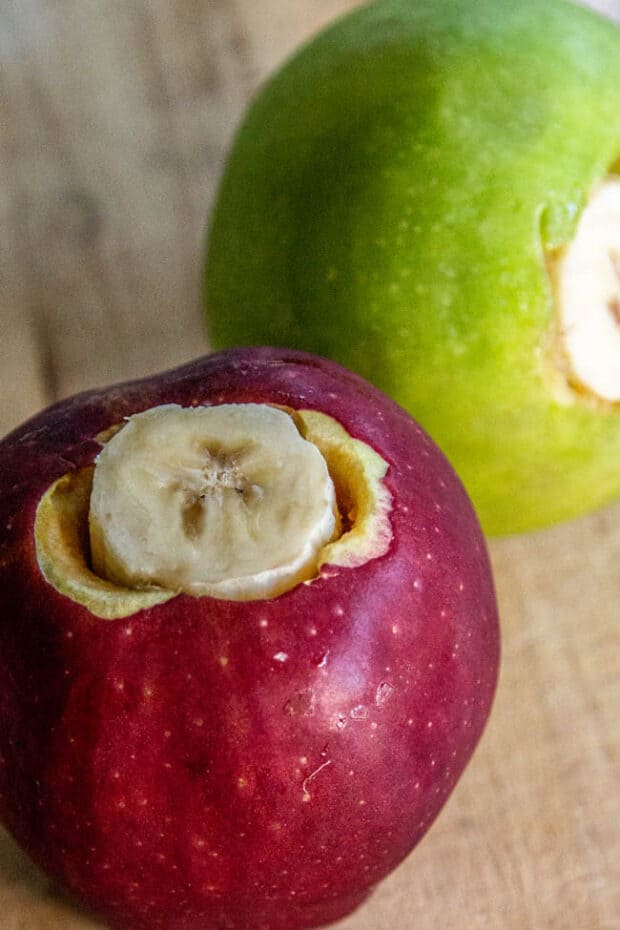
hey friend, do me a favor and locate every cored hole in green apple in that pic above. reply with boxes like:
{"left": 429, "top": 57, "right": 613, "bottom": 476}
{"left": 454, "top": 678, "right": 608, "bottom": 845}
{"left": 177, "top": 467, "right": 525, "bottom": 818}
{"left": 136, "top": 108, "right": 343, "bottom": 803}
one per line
{"left": 34, "top": 406, "right": 392, "bottom": 619}
{"left": 544, "top": 168, "right": 620, "bottom": 408}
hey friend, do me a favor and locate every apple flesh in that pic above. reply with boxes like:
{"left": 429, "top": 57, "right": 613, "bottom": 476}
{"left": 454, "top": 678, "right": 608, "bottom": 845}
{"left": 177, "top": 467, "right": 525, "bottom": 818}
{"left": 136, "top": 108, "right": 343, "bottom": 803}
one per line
{"left": 0, "top": 348, "right": 499, "bottom": 930}
{"left": 204, "top": 0, "right": 620, "bottom": 535}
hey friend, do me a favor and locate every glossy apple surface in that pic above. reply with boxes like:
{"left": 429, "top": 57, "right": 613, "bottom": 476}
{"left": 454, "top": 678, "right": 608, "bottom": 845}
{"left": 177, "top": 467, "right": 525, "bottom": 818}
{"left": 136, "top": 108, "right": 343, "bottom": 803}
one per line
{"left": 205, "top": 0, "right": 620, "bottom": 535}
{"left": 0, "top": 348, "right": 499, "bottom": 930}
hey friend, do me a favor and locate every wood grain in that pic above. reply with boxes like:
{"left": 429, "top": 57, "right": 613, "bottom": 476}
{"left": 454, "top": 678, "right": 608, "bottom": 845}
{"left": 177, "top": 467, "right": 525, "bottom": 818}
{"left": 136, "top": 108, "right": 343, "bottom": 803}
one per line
{"left": 0, "top": 2, "right": 619, "bottom": 929}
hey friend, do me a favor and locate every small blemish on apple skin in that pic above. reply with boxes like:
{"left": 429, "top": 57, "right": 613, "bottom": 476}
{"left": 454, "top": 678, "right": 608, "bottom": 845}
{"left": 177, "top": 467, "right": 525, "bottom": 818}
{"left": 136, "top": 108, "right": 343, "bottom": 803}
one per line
{"left": 218, "top": 656, "right": 229, "bottom": 667}
{"left": 273, "top": 651, "right": 288, "bottom": 663}
{"left": 319, "top": 567, "right": 340, "bottom": 580}
{"left": 301, "top": 759, "right": 332, "bottom": 802}
{"left": 375, "top": 681, "right": 394, "bottom": 707}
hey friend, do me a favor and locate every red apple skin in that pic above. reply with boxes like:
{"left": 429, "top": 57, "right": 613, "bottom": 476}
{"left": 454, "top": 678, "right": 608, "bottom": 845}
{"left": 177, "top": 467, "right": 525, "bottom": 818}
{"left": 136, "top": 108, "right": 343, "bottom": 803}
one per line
{"left": 0, "top": 347, "right": 499, "bottom": 930}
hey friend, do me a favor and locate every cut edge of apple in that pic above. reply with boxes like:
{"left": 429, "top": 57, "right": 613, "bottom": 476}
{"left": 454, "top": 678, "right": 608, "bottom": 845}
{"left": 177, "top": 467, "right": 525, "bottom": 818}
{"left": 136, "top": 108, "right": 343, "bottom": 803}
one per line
{"left": 34, "top": 407, "right": 393, "bottom": 620}
{"left": 545, "top": 171, "right": 620, "bottom": 409}
{"left": 35, "top": 468, "right": 176, "bottom": 620}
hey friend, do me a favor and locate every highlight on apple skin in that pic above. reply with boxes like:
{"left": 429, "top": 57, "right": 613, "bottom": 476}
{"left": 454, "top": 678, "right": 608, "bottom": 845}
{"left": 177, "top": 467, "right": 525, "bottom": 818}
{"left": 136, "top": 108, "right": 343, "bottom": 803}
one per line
{"left": 205, "top": 0, "right": 620, "bottom": 536}
{"left": 0, "top": 347, "right": 499, "bottom": 930}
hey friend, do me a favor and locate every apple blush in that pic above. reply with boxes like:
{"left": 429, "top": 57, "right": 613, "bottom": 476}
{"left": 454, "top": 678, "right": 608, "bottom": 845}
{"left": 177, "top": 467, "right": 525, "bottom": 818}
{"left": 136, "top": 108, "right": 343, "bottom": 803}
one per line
{"left": 0, "top": 348, "right": 499, "bottom": 930}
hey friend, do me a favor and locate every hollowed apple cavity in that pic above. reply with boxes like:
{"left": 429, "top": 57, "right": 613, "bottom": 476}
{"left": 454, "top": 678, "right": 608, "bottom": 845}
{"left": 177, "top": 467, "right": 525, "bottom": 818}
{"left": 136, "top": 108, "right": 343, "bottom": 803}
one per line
{"left": 548, "top": 173, "right": 620, "bottom": 405}
{"left": 35, "top": 405, "right": 392, "bottom": 619}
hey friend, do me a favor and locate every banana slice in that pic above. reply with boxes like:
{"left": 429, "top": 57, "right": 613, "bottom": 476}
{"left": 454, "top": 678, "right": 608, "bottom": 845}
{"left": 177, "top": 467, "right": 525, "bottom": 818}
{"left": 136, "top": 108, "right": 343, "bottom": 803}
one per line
{"left": 89, "top": 404, "right": 338, "bottom": 600}
{"left": 555, "top": 176, "right": 620, "bottom": 403}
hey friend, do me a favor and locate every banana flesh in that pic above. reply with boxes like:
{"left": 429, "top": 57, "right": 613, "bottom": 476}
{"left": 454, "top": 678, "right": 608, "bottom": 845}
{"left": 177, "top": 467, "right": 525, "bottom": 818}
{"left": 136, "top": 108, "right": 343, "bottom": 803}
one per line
{"left": 557, "top": 176, "right": 620, "bottom": 403}
{"left": 89, "top": 404, "right": 338, "bottom": 600}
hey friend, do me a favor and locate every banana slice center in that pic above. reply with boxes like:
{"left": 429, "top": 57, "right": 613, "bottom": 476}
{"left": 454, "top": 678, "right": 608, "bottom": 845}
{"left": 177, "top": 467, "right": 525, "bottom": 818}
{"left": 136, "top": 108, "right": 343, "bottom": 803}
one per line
{"left": 89, "top": 404, "right": 338, "bottom": 600}
{"left": 555, "top": 176, "right": 620, "bottom": 403}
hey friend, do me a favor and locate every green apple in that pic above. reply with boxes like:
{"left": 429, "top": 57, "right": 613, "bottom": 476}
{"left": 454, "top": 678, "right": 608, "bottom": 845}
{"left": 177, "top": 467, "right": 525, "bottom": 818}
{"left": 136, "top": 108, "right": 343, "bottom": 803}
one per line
{"left": 204, "top": 0, "right": 620, "bottom": 536}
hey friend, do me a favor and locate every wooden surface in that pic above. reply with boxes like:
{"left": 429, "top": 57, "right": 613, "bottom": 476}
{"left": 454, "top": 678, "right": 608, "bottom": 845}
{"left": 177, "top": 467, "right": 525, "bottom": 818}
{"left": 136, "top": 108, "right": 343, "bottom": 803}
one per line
{"left": 1, "top": 2, "right": 619, "bottom": 929}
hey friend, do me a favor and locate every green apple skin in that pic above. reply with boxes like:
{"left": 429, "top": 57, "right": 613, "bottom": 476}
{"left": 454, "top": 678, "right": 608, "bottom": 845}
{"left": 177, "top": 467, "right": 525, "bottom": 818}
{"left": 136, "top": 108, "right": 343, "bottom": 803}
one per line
{"left": 204, "top": 0, "right": 620, "bottom": 536}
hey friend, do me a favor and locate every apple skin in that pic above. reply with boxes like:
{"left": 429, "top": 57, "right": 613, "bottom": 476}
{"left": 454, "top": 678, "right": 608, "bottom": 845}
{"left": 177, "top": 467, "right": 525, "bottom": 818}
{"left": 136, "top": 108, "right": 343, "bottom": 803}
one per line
{"left": 204, "top": 0, "right": 620, "bottom": 536}
{"left": 0, "top": 348, "right": 499, "bottom": 930}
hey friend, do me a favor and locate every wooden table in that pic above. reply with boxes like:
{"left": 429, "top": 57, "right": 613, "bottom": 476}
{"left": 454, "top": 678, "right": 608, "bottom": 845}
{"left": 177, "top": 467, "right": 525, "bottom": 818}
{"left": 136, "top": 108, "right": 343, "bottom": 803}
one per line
{"left": 1, "top": 3, "right": 618, "bottom": 928}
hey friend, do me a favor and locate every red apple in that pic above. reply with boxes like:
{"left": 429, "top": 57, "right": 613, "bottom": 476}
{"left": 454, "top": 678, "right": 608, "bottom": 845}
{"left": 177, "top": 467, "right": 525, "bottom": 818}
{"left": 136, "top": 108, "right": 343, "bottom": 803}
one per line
{"left": 0, "top": 347, "right": 499, "bottom": 930}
